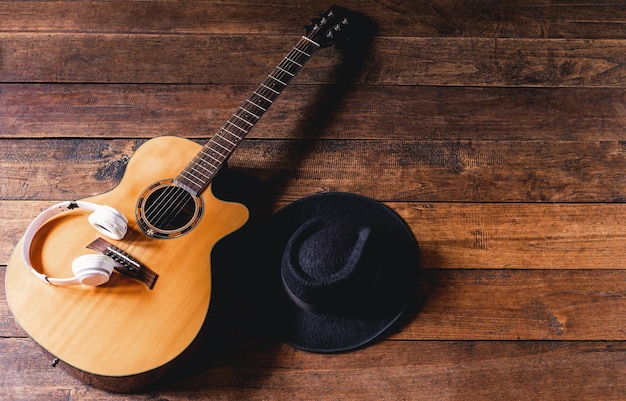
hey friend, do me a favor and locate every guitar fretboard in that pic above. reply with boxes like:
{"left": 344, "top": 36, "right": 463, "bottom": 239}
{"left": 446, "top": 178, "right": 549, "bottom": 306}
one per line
{"left": 175, "top": 36, "right": 322, "bottom": 195}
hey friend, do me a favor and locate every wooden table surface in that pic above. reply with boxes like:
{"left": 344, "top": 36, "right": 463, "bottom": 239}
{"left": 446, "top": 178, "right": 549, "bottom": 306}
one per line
{"left": 1, "top": 1, "right": 625, "bottom": 400}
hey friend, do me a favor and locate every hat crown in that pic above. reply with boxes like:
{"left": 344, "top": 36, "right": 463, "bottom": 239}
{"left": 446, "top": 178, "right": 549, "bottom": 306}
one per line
{"left": 282, "top": 217, "right": 381, "bottom": 314}
{"left": 268, "top": 192, "right": 420, "bottom": 353}
{"left": 296, "top": 219, "right": 368, "bottom": 281}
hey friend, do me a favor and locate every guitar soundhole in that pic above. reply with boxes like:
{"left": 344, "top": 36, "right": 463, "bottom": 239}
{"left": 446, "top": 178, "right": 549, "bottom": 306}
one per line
{"left": 136, "top": 180, "right": 203, "bottom": 239}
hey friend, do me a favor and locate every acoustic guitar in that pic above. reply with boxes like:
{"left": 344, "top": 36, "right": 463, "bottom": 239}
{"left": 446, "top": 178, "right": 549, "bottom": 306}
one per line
{"left": 5, "top": 6, "right": 351, "bottom": 392}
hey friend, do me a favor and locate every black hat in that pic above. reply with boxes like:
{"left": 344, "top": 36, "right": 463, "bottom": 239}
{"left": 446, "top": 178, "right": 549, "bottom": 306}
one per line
{"left": 263, "top": 192, "right": 420, "bottom": 353}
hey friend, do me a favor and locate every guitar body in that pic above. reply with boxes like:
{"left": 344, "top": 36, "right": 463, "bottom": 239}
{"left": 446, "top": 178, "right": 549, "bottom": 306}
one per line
{"left": 5, "top": 136, "right": 249, "bottom": 390}
{"left": 5, "top": 6, "right": 352, "bottom": 392}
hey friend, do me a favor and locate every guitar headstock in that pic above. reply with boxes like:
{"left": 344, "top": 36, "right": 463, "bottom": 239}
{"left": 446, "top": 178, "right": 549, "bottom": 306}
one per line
{"left": 304, "top": 5, "right": 352, "bottom": 48}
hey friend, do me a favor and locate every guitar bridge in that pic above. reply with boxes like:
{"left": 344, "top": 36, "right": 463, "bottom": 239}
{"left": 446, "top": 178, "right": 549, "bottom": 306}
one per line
{"left": 87, "top": 238, "right": 158, "bottom": 289}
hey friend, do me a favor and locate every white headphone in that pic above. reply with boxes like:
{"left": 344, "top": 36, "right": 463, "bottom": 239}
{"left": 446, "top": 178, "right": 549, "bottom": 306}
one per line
{"left": 21, "top": 201, "right": 128, "bottom": 287}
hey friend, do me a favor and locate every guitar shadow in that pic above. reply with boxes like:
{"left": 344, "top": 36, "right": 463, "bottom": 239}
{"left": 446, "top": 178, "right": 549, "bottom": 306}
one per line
{"left": 151, "top": 9, "right": 381, "bottom": 394}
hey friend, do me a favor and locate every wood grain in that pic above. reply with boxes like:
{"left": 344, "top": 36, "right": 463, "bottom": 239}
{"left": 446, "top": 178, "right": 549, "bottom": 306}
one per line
{"left": 3, "top": 267, "right": 625, "bottom": 341}
{"left": 3, "top": 139, "right": 626, "bottom": 203}
{"left": 4, "top": 201, "right": 626, "bottom": 269}
{"left": 397, "top": 268, "right": 626, "bottom": 340}
{"left": 3, "top": 1, "right": 626, "bottom": 39}
{"left": 1, "top": 337, "right": 624, "bottom": 401}
{"left": 3, "top": 84, "right": 626, "bottom": 141}
{"left": 2, "top": 34, "right": 626, "bottom": 87}
{"left": 2, "top": 0, "right": 625, "bottom": 399}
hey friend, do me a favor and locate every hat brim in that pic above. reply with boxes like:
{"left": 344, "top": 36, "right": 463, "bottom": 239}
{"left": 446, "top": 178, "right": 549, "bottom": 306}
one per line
{"left": 262, "top": 192, "right": 420, "bottom": 353}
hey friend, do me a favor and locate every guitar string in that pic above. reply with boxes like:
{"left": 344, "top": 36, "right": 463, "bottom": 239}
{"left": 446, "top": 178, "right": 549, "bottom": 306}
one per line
{"left": 146, "top": 186, "right": 188, "bottom": 231}
{"left": 107, "top": 37, "right": 320, "bottom": 264}
{"left": 132, "top": 41, "right": 316, "bottom": 235}
{"left": 65, "top": 26, "right": 330, "bottom": 286}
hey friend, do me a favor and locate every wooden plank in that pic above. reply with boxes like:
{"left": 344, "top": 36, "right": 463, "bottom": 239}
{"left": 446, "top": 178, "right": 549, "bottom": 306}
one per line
{"left": 2, "top": 1, "right": 626, "bottom": 39}
{"left": 2, "top": 266, "right": 624, "bottom": 340}
{"left": 3, "top": 84, "right": 626, "bottom": 141}
{"left": 2, "top": 138, "right": 626, "bottom": 203}
{"left": 2, "top": 34, "right": 626, "bottom": 87}
{"left": 396, "top": 269, "right": 626, "bottom": 340}
{"left": 229, "top": 139, "right": 626, "bottom": 203}
{"left": 4, "top": 201, "right": 626, "bottom": 268}
{"left": 0, "top": 33, "right": 341, "bottom": 85}
{"left": 1, "top": 2, "right": 625, "bottom": 400}
{"left": 0, "top": 337, "right": 624, "bottom": 400}
{"left": 395, "top": 202, "right": 626, "bottom": 268}
{"left": 368, "top": 1, "right": 626, "bottom": 39}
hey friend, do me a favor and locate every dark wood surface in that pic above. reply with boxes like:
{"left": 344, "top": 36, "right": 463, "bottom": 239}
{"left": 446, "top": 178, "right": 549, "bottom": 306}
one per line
{"left": 1, "top": 1, "right": 625, "bottom": 399}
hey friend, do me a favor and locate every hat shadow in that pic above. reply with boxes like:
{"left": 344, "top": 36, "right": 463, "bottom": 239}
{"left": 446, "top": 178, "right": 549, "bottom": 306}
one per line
{"left": 381, "top": 248, "right": 445, "bottom": 341}
{"left": 151, "top": 8, "right": 381, "bottom": 393}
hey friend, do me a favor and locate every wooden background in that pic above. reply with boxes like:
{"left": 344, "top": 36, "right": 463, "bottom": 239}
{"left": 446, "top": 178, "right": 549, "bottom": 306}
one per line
{"left": 1, "top": 1, "right": 626, "bottom": 399}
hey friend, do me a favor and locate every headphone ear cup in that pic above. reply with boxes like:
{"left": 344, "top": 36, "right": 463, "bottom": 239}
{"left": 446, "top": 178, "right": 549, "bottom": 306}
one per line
{"left": 72, "top": 254, "right": 115, "bottom": 286}
{"left": 88, "top": 206, "right": 128, "bottom": 240}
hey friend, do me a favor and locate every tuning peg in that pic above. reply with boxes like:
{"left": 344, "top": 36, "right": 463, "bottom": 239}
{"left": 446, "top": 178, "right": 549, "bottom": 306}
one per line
{"left": 326, "top": 31, "right": 334, "bottom": 38}
{"left": 319, "top": 9, "right": 334, "bottom": 19}
{"left": 334, "top": 24, "right": 342, "bottom": 31}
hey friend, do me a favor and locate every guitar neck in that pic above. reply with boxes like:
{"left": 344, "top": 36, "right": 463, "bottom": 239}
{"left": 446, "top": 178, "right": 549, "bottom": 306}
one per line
{"left": 176, "top": 36, "right": 322, "bottom": 195}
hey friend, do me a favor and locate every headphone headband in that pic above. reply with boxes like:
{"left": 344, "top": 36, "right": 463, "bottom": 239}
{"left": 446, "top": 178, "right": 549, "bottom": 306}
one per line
{"left": 21, "top": 201, "right": 111, "bottom": 285}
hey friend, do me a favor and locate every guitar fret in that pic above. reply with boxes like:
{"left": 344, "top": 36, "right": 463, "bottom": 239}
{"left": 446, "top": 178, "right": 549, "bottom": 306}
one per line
{"left": 297, "top": 42, "right": 320, "bottom": 58}
{"left": 201, "top": 146, "right": 227, "bottom": 160}
{"left": 292, "top": 46, "right": 311, "bottom": 57}
{"left": 181, "top": 171, "right": 203, "bottom": 186}
{"left": 218, "top": 128, "right": 241, "bottom": 145}
{"left": 177, "top": 179, "right": 197, "bottom": 194}
{"left": 282, "top": 52, "right": 307, "bottom": 68}
{"left": 253, "top": 91, "right": 273, "bottom": 103}
{"left": 285, "top": 56, "right": 303, "bottom": 67}
{"left": 189, "top": 166, "right": 211, "bottom": 180}
{"left": 246, "top": 98, "right": 267, "bottom": 111}
{"left": 198, "top": 151, "right": 222, "bottom": 167}
{"left": 193, "top": 155, "right": 217, "bottom": 171}
{"left": 175, "top": 24, "right": 328, "bottom": 195}
{"left": 210, "top": 139, "right": 231, "bottom": 152}
{"left": 191, "top": 162, "right": 216, "bottom": 178}
{"left": 256, "top": 86, "right": 278, "bottom": 101}
{"left": 192, "top": 157, "right": 215, "bottom": 173}
{"left": 260, "top": 83, "right": 280, "bottom": 95}
{"left": 263, "top": 83, "right": 283, "bottom": 95}
{"left": 226, "top": 120, "right": 248, "bottom": 134}
{"left": 276, "top": 66, "right": 295, "bottom": 76}
{"left": 238, "top": 106, "right": 260, "bottom": 119}
{"left": 232, "top": 113, "right": 255, "bottom": 126}
{"left": 301, "top": 35, "right": 321, "bottom": 47}
{"left": 193, "top": 164, "right": 216, "bottom": 178}
{"left": 203, "top": 152, "right": 223, "bottom": 166}
{"left": 267, "top": 74, "right": 287, "bottom": 86}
